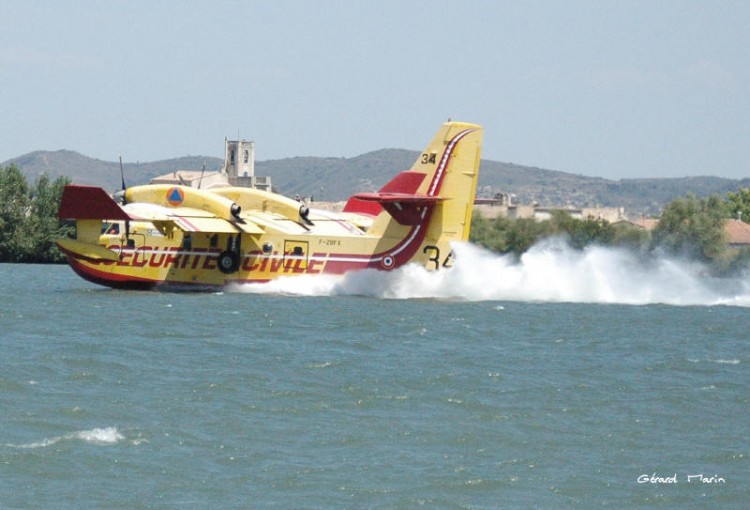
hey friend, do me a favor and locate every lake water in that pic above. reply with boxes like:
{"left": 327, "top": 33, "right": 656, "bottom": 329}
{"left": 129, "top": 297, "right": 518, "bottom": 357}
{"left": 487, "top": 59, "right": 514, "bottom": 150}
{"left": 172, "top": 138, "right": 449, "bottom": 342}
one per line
{"left": 1, "top": 241, "right": 748, "bottom": 509}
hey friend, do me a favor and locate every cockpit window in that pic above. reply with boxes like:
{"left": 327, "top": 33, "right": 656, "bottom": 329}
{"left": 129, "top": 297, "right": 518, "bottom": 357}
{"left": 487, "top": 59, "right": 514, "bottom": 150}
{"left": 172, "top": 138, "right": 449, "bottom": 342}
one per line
{"left": 101, "top": 222, "right": 120, "bottom": 235}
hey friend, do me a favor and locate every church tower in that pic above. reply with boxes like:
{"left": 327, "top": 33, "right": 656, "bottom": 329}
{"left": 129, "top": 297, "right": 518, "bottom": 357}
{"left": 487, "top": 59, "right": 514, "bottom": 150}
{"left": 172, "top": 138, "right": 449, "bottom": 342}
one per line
{"left": 220, "top": 138, "right": 271, "bottom": 190}
{"left": 223, "top": 139, "right": 255, "bottom": 181}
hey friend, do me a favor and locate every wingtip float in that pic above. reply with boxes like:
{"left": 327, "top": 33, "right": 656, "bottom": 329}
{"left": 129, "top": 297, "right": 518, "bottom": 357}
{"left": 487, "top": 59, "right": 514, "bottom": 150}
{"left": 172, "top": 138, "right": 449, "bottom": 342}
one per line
{"left": 57, "top": 121, "right": 483, "bottom": 289}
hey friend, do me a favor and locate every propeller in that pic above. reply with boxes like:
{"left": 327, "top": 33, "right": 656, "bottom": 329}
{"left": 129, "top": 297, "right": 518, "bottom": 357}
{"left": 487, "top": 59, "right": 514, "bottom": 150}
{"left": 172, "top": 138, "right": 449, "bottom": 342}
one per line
{"left": 198, "top": 162, "right": 206, "bottom": 189}
{"left": 120, "top": 155, "right": 127, "bottom": 191}
{"left": 114, "top": 155, "right": 132, "bottom": 244}
{"left": 114, "top": 155, "right": 127, "bottom": 204}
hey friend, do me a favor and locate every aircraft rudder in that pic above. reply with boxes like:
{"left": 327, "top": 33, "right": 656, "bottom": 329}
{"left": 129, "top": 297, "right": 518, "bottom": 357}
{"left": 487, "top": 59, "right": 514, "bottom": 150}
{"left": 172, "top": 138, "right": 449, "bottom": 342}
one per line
{"left": 343, "top": 121, "right": 483, "bottom": 240}
{"left": 422, "top": 122, "right": 483, "bottom": 245}
{"left": 405, "top": 122, "right": 482, "bottom": 194}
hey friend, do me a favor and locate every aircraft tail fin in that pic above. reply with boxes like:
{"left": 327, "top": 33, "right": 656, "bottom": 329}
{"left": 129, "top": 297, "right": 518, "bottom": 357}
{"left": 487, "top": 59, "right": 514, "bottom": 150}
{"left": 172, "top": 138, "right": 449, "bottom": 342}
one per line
{"left": 344, "top": 121, "right": 483, "bottom": 241}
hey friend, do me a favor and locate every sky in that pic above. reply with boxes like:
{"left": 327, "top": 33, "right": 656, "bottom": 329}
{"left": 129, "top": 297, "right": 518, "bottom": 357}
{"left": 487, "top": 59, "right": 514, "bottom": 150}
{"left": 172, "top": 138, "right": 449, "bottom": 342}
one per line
{"left": 1, "top": 0, "right": 749, "bottom": 179}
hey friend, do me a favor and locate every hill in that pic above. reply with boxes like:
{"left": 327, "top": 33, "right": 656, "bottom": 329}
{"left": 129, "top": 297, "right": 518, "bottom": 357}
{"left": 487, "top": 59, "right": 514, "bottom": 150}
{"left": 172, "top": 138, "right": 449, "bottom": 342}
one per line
{"left": 7, "top": 150, "right": 224, "bottom": 193}
{"left": 4, "top": 149, "right": 749, "bottom": 216}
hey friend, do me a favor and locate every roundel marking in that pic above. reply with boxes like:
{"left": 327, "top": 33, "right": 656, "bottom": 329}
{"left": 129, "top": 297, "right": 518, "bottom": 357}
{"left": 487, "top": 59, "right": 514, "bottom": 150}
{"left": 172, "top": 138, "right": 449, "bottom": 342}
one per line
{"left": 381, "top": 255, "right": 395, "bottom": 269}
{"left": 167, "top": 187, "right": 185, "bottom": 206}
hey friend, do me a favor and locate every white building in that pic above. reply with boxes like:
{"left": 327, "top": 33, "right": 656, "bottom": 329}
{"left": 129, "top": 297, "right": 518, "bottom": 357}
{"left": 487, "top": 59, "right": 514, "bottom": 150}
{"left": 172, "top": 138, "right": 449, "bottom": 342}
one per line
{"left": 151, "top": 138, "right": 272, "bottom": 191}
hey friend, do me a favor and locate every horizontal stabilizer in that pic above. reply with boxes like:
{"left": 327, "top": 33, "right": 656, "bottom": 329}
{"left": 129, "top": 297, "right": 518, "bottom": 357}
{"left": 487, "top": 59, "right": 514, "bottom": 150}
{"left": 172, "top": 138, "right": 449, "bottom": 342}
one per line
{"left": 58, "top": 185, "right": 131, "bottom": 220}
{"left": 343, "top": 170, "right": 429, "bottom": 218}
{"left": 347, "top": 192, "right": 443, "bottom": 225}
{"left": 348, "top": 192, "right": 443, "bottom": 205}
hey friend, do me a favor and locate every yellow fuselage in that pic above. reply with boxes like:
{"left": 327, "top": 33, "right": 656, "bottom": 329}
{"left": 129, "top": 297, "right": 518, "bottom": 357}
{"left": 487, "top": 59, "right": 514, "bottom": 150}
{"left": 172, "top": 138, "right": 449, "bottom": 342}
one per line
{"left": 57, "top": 121, "right": 483, "bottom": 289}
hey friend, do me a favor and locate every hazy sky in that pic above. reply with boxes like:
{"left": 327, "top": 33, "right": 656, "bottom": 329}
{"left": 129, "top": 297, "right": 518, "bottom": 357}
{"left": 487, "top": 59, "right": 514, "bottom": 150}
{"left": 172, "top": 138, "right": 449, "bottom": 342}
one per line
{"left": 2, "top": 1, "right": 748, "bottom": 179}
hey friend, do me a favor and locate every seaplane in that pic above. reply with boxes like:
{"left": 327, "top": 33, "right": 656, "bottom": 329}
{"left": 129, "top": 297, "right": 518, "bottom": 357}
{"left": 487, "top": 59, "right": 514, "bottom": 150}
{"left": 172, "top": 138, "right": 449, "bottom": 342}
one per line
{"left": 56, "top": 121, "right": 483, "bottom": 289}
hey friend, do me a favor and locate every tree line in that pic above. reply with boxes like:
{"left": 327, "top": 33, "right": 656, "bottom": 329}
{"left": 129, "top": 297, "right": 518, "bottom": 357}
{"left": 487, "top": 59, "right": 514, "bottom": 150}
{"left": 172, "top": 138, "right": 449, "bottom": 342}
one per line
{"left": 3, "top": 159, "right": 750, "bottom": 271}
{"left": 470, "top": 191, "right": 750, "bottom": 274}
{"left": 0, "top": 164, "right": 71, "bottom": 263}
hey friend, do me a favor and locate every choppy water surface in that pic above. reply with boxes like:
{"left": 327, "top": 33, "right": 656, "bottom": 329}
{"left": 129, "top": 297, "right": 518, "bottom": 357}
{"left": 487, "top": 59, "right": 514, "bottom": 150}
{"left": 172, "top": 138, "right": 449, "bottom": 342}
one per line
{"left": 1, "top": 243, "right": 748, "bottom": 509}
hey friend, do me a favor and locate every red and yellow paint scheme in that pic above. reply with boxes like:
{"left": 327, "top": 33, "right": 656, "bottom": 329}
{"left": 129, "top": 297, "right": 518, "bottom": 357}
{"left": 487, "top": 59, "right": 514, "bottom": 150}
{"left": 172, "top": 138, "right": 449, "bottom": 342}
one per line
{"left": 57, "top": 121, "right": 483, "bottom": 289}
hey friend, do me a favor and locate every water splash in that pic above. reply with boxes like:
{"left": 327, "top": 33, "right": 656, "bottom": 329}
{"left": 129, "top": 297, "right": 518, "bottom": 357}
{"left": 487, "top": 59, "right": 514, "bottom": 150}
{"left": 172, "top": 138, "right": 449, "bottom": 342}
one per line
{"left": 75, "top": 427, "right": 125, "bottom": 445}
{"left": 231, "top": 239, "right": 750, "bottom": 306}
{"left": 7, "top": 426, "right": 125, "bottom": 449}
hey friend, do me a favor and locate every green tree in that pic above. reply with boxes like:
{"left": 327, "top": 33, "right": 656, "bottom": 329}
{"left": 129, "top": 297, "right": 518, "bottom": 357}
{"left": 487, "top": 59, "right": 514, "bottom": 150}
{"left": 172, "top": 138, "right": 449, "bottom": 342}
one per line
{"left": 470, "top": 214, "right": 553, "bottom": 256}
{"left": 0, "top": 164, "right": 71, "bottom": 263}
{"left": 505, "top": 217, "right": 552, "bottom": 255}
{"left": 651, "top": 194, "right": 728, "bottom": 263}
{"left": 0, "top": 164, "right": 30, "bottom": 262}
{"left": 725, "top": 187, "right": 750, "bottom": 222}
{"left": 610, "top": 222, "right": 651, "bottom": 251}
{"left": 470, "top": 214, "right": 512, "bottom": 252}
{"left": 470, "top": 211, "right": 619, "bottom": 255}
{"left": 546, "top": 210, "right": 616, "bottom": 249}
{"left": 567, "top": 216, "right": 615, "bottom": 249}
{"left": 27, "top": 173, "right": 72, "bottom": 262}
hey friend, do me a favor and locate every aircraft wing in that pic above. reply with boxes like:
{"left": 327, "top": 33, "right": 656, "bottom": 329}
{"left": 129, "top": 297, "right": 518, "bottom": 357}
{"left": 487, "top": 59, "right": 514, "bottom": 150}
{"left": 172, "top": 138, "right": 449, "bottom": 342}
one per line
{"left": 168, "top": 215, "right": 264, "bottom": 235}
{"left": 125, "top": 203, "right": 265, "bottom": 235}
{"left": 58, "top": 185, "right": 264, "bottom": 234}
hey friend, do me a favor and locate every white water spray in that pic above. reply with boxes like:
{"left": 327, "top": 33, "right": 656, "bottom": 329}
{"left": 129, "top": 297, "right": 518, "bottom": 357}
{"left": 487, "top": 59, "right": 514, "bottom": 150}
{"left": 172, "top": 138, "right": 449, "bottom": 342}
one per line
{"left": 231, "top": 240, "right": 750, "bottom": 306}
{"left": 6, "top": 426, "right": 125, "bottom": 449}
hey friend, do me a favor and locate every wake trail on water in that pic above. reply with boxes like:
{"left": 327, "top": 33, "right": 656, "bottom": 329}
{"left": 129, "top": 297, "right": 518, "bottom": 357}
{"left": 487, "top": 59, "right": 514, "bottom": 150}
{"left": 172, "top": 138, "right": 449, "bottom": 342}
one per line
{"left": 6, "top": 427, "right": 125, "bottom": 449}
{"left": 230, "top": 239, "right": 750, "bottom": 306}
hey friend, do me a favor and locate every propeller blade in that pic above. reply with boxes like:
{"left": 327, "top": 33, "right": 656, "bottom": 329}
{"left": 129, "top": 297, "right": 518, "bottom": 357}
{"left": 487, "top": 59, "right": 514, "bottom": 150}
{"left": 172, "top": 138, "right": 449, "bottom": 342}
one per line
{"left": 119, "top": 155, "right": 127, "bottom": 191}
